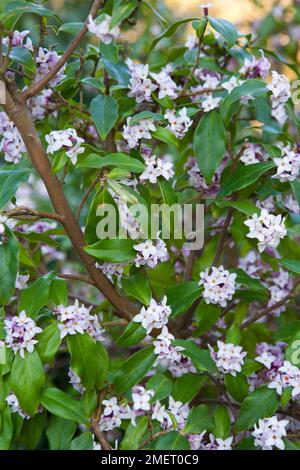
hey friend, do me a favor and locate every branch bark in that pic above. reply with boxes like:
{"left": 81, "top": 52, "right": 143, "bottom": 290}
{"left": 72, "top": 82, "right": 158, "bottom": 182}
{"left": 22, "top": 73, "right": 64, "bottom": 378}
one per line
{"left": 20, "top": 0, "right": 103, "bottom": 102}
{"left": 2, "top": 90, "right": 136, "bottom": 322}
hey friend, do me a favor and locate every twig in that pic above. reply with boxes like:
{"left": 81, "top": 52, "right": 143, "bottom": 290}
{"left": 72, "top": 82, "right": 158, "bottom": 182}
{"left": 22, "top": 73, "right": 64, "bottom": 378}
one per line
{"left": 76, "top": 172, "right": 100, "bottom": 221}
{"left": 58, "top": 273, "right": 96, "bottom": 286}
{"left": 3, "top": 206, "right": 65, "bottom": 223}
{"left": 20, "top": 0, "right": 103, "bottom": 101}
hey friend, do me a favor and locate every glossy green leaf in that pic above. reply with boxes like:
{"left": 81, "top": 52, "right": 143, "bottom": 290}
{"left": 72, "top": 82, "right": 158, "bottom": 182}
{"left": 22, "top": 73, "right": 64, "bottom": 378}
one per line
{"left": 90, "top": 95, "right": 119, "bottom": 141}
{"left": 41, "top": 388, "right": 88, "bottom": 424}
{"left": 114, "top": 347, "right": 156, "bottom": 393}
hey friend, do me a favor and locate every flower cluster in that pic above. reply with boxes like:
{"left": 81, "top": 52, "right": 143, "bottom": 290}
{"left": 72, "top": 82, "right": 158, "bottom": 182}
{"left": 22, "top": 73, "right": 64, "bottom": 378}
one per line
{"left": 240, "top": 143, "right": 268, "bottom": 165}
{"left": 190, "top": 434, "right": 234, "bottom": 450}
{"left": 0, "top": 112, "right": 26, "bottom": 164}
{"left": 15, "top": 273, "right": 30, "bottom": 290}
{"left": 54, "top": 299, "right": 105, "bottom": 341}
{"left": 87, "top": 14, "right": 120, "bottom": 44}
{"left": 267, "top": 71, "right": 291, "bottom": 124}
{"left": 164, "top": 108, "right": 192, "bottom": 139}
{"left": 123, "top": 117, "right": 156, "bottom": 148}
{"left": 127, "top": 62, "right": 157, "bottom": 103}
{"left": 252, "top": 416, "right": 288, "bottom": 450}
{"left": 4, "top": 311, "right": 42, "bottom": 358}
{"left": 268, "top": 361, "right": 300, "bottom": 398}
{"left": 140, "top": 153, "right": 174, "bottom": 184}
{"left": 199, "top": 265, "right": 237, "bottom": 307}
{"left": 133, "top": 297, "right": 171, "bottom": 334}
{"left": 244, "top": 208, "right": 287, "bottom": 253}
{"left": 151, "top": 69, "right": 178, "bottom": 100}
{"left": 68, "top": 368, "right": 85, "bottom": 394}
{"left": 36, "top": 47, "right": 66, "bottom": 87}
{"left": 132, "top": 386, "right": 154, "bottom": 411}
{"left": 134, "top": 237, "right": 169, "bottom": 268}
{"left": 45, "top": 128, "right": 85, "bottom": 165}
{"left": 239, "top": 51, "right": 271, "bottom": 80}
{"left": 2, "top": 30, "right": 33, "bottom": 50}
{"left": 272, "top": 144, "right": 300, "bottom": 182}
{"left": 6, "top": 393, "right": 30, "bottom": 419}
{"left": 210, "top": 341, "right": 247, "bottom": 376}
{"left": 152, "top": 396, "right": 189, "bottom": 430}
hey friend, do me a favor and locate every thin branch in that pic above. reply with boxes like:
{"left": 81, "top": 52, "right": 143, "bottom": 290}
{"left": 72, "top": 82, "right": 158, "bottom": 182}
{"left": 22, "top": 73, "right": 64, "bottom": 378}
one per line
{"left": 3, "top": 206, "right": 65, "bottom": 223}
{"left": 76, "top": 172, "right": 100, "bottom": 221}
{"left": 58, "top": 273, "right": 96, "bottom": 286}
{"left": 20, "top": 0, "right": 103, "bottom": 101}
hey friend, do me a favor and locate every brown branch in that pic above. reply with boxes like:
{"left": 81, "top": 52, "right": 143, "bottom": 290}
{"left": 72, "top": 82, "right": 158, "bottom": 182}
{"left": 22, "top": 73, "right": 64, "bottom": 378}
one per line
{"left": 240, "top": 294, "right": 291, "bottom": 330}
{"left": 2, "top": 89, "right": 137, "bottom": 322}
{"left": 58, "top": 273, "right": 96, "bottom": 286}
{"left": 76, "top": 172, "right": 100, "bottom": 221}
{"left": 20, "top": 0, "right": 103, "bottom": 101}
{"left": 3, "top": 206, "right": 65, "bottom": 223}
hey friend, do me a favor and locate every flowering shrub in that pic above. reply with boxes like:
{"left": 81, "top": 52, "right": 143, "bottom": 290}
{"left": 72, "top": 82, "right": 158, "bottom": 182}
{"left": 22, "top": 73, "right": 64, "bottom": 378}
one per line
{"left": 1, "top": 0, "right": 300, "bottom": 452}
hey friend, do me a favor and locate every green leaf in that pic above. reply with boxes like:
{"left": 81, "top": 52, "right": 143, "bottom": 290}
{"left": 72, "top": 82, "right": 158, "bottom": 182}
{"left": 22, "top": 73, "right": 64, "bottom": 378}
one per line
{"left": 117, "top": 321, "right": 146, "bottom": 348}
{"left": 224, "top": 373, "right": 249, "bottom": 402}
{"left": 278, "top": 259, "right": 300, "bottom": 275}
{"left": 146, "top": 374, "right": 173, "bottom": 402}
{"left": 184, "top": 405, "right": 214, "bottom": 434}
{"left": 214, "top": 199, "right": 259, "bottom": 216}
{"left": 196, "top": 302, "right": 221, "bottom": 335}
{"left": 67, "top": 333, "right": 109, "bottom": 390}
{"left": 0, "top": 405, "right": 13, "bottom": 449}
{"left": 111, "top": 0, "right": 138, "bottom": 28}
{"left": 235, "top": 386, "right": 279, "bottom": 432}
{"left": 46, "top": 416, "right": 76, "bottom": 450}
{"left": 0, "top": 229, "right": 19, "bottom": 304}
{"left": 172, "top": 339, "right": 217, "bottom": 373}
{"left": 154, "top": 431, "right": 190, "bottom": 450}
{"left": 9, "top": 46, "right": 35, "bottom": 73}
{"left": 18, "top": 275, "right": 51, "bottom": 317}
{"left": 49, "top": 278, "right": 68, "bottom": 306}
{"left": 225, "top": 79, "right": 268, "bottom": 106}
{"left": 232, "top": 268, "right": 268, "bottom": 294}
{"left": 193, "top": 111, "right": 226, "bottom": 183}
{"left": 152, "top": 126, "right": 179, "bottom": 148}
{"left": 77, "top": 152, "right": 145, "bottom": 173}
{"left": 173, "top": 373, "right": 205, "bottom": 403}
{"left": 100, "top": 40, "right": 119, "bottom": 63}
{"left": 208, "top": 17, "right": 237, "bottom": 47}
{"left": 285, "top": 331, "right": 300, "bottom": 366}
{"left": 41, "top": 388, "right": 88, "bottom": 424}
{"left": 10, "top": 351, "right": 45, "bottom": 416}
{"left": 167, "top": 282, "right": 201, "bottom": 318}
{"left": 0, "top": 1, "right": 61, "bottom": 22}
{"left": 149, "top": 18, "right": 198, "bottom": 52}
{"left": 84, "top": 238, "right": 136, "bottom": 263}
{"left": 291, "top": 180, "right": 300, "bottom": 211}
{"left": 120, "top": 416, "right": 148, "bottom": 450}
{"left": 218, "top": 161, "right": 275, "bottom": 197}
{"left": 129, "top": 111, "right": 163, "bottom": 125}
{"left": 0, "top": 164, "right": 30, "bottom": 210}
{"left": 102, "top": 58, "right": 130, "bottom": 87}
{"left": 36, "top": 322, "right": 61, "bottom": 364}
{"left": 114, "top": 347, "right": 156, "bottom": 393}
{"left": 70, "top": 432, "right": 94, "bottom": 450}
{"left": 59, "top": 22, "right": 84, "bottom": 34}
{"left": 90, "top": 95, "right": 119, "bottom": 141}
{"left": 19, "top": 411, "right": 46, "bottom": 450}
{"left": 213, "top": 405, "right": 231, "bottom": 439}
{"left": 122, "top": 272, "right": 152, "bottom": 305}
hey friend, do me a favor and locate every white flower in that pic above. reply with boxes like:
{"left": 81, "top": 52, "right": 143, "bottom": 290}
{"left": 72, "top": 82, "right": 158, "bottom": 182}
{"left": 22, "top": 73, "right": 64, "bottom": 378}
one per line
{"left": 210, "top": 341, "right": 247, "bottom": 376}
{"left": 134, "top": 237, "right": 169, "bottom": 269}
{"left": 199, "top": 265, "right": 237, "bottom": 308}
{"left": 268, "top": 360, "right": 300, "bottom": 397}
{"left": 240, "top": 143, "right": 268, "bottom": 165}
{"left": 244, "top": 208, "right": 287, "bottom": 253}
{"left": 6, "top": 393, "right": 30, "bottom": 419}
{"left": 151, "top": 71, "right": 178, "bottom": 100}
{"left": 54, "top": 299, "right": 105, "bottom": 341}
{"left": 68, "top": 368, "right": 85, "bottom": 394}
{"left": 15, "top": 273, "right": 30, "bottom": 290}
{"left": 36, "top": 47, "right": 66, "bottom": 87}
{"left": 164, "top": 108, "right": 192, "bottom": 139}
{"left": 99, "top": 397, "right": 122, "bottom": 432}
{"left": 87, "top": 14, "right": 120, "bottom": 44}
{"left": 267, "top": 71, "right": 291, "bottom": 106}
{"left": 239, "top": 51, "right": 271, "bottom": 80}
{"left": 151, "top": 401, "right": 170, "bottom": 425}
{"left": 222, "top": 76, "right": 243, "bottom": 94}
{"left": 45, "top": 128, "right": 85, "bottom": 165}
{"left": 255, "top": 351, "right": 277, "bottom": 369}
{"left": 133, "top": 297, "right": 171, "bottom": 334}
{"left": 252, "top": 416, "right": 288, "bottom": 450}
{"left": 140, "top": 154, "right": 174, "bottom": 184}
{"left": 4, "top": 311, "right": 42, "bottom": 358}
{"left": 272, "top": 148, "right": 300, "bottom": 182}
{"left": 128, "top": 63, "right": 157, "bottom": 103}
{"left": 123, "top": 117, "right": 156, "bottom": 148}
{"left": 132, "top": 386, "right": 154, "bottom": 411}
{"left": 2, "top": 30, "right": 33, "bottom": 51}
{"left": 201, "top": 95, "right": 222, "bottom": 112}
{"left": 215, "top": 436, "right": 233, "bottom": 450}
{"left": 168, "top": 396, "right": 189, "bottom": 430}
